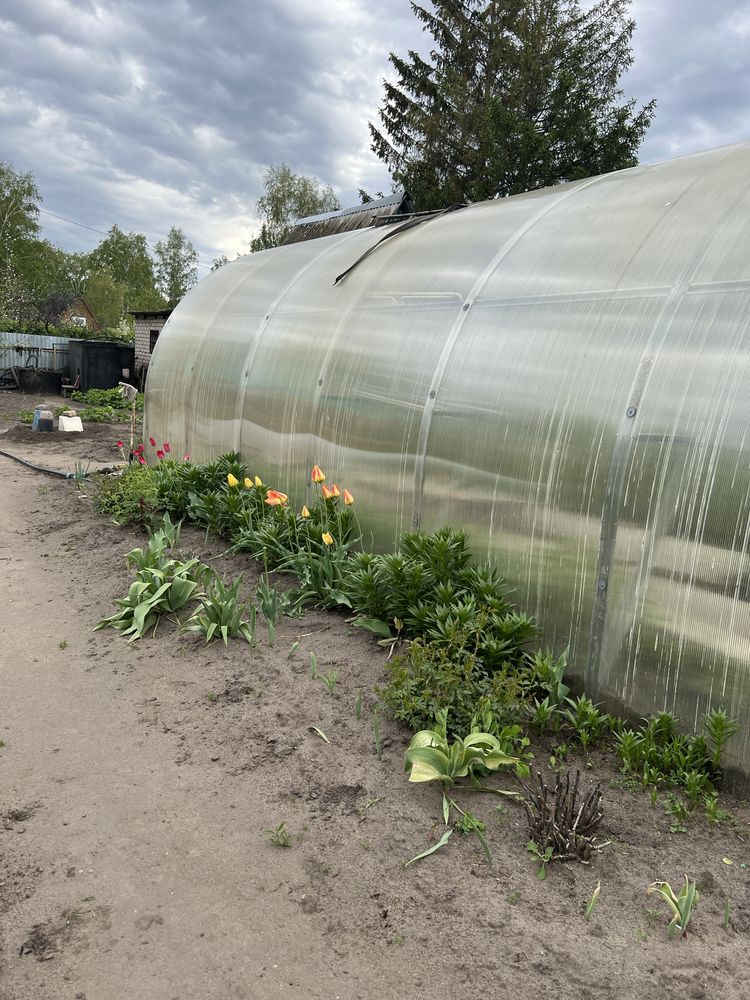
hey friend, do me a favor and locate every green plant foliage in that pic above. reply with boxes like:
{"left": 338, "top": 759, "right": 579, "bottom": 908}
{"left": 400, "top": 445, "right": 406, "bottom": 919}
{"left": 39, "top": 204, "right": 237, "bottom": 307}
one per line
{"left": 404, "top": 708, "right": 520, "bottom": 785}
{"left": 79, "top": 405, "right": 118, "bottom": 423}
{"left": 265, "top": 822, "right": 292, "bottom": 848}
{"left": 563, "top": 695, "right": 612, "bottom": 749}
{"left": 255, "top": 578, "right": 296, "bottom": 623}
{"left": 71, "top": 387, "right": 144, "bottom": 411}
{"left": 183, "top": 573, "right": 257, "bottom": 646}
{"left": 93, "top": 465, "right": 158, "bottom": 526}
{"left": 704, "top": 709, "right": 740, "bottom": 775}
{"left": 612, "top": 707, "right": 736, "bottom": 796}
{"left": 125, "top": 514, "right": 181, "bottom": 572}
{"left": 527, "top": 840, "right": 554, "bottom": 880}
{"left": 647, "top": 876, "right": 699, "bottom": 938}
{"left": 94, "top": 556, "right": 207, "bottom": 641}
{"left": 379, "top": 637, "right": 547, "bottom": 741}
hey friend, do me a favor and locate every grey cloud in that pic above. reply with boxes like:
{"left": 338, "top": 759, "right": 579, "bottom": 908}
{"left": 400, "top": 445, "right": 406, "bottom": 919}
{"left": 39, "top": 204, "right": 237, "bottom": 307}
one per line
{"left": 0, "top": 0, "right": 747, "bottom": 267}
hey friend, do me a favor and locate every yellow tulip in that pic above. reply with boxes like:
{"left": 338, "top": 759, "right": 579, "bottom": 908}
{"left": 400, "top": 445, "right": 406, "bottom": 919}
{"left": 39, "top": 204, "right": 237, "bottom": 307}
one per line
{"left": 227, "top": 473, "right": 239, "bottom": 488}
{"left": 244, "top": 477, "right": 253, "bottom": 489}
{"left": 254, "top": 475, "right": 263, "bottom": 487}
{"left": 301, "top": 505, "right": 310, "bottom": 518}
{"left": 321, "top": 532, "right": 334, "bottom": 546}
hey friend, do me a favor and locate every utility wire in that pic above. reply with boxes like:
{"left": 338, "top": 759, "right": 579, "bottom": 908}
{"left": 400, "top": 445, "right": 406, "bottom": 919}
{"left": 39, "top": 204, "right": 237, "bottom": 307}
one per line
{"left": 38, "top": 207, "right": 213, "bottom": 271}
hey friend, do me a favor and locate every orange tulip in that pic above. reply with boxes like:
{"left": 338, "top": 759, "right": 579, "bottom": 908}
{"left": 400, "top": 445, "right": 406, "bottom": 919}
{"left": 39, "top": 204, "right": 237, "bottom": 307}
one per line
{"left": 321, "top": 532, "right": 334, "bottom": 546}
{"left": 265, "top": 489, "right": 288, "bottom": 506}
{"left": 311, "top": 465, "right": 326, "bottom": 483}
{"left": 343, "top": 489, "right": 354, "bottom": 505}
{"left": 301, "top": 505, "right": 310, "bottom": 518}
{"left": 321, "top": 484, "right": 335, "bottom": 500}
{"left": 331, "top": 483, "right": 341, "bottom": 497}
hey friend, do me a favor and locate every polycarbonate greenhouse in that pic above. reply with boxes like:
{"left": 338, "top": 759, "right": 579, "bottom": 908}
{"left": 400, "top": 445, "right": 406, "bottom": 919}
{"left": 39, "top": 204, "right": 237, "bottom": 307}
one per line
{"left": 146, "top": 141, "right": 750, "bottom": 783}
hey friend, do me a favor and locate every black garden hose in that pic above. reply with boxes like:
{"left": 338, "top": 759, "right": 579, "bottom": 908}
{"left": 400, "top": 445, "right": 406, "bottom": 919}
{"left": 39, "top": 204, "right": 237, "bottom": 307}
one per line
{"left": 0, "top": 447, "right": 117, "bottom": 480}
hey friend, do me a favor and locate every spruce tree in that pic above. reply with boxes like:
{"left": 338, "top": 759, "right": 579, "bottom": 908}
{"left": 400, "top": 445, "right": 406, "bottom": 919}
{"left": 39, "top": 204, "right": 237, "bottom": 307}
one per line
{"left": 370, "top": 0, "right": 656, "bottom": 210}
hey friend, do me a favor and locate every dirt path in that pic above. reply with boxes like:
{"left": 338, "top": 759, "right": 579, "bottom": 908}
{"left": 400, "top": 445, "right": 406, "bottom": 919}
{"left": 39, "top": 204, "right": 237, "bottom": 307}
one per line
{"left": 2, "top": 454, "right": 750, "bottom": 1000}
{"left": 0, "top": 458, "right": 410, "bottom": 999}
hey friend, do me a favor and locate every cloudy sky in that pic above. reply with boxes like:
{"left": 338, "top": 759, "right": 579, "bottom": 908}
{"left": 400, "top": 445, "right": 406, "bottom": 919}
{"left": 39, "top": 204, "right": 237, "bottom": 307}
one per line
{"left": 1, "top": 0, "right": 748, "bottom": 273}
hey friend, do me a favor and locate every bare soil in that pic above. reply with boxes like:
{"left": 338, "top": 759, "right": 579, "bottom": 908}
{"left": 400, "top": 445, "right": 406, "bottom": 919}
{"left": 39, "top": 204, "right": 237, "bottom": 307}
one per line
{"left": 1, "top": 400, "right": 750, "bottom": 1000}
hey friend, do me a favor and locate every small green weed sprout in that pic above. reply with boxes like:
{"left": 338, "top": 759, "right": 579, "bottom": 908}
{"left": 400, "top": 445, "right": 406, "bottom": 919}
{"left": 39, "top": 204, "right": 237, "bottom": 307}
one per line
{"left": 287, "top": 641, "right": 300, "bottom": 658}
{"left": 265, "top": 822, "right": 292, "bottom": 848}
{"left": 319, "top": 668, "right": 340, "bottom": 695}
{"left": 354, "top": 689, "right": 363, "bottom": 719}
{"left": 585, "top": 881, "right": 601, "bottom": 919}
{"left": 703, "top": 792, "right": 731, "bottom": 825}
{"left": 58, "top": 639, "right": 68, "bottom": 650}
{"left": 664, "top": 793, "right": 689, "bottom": 833}
{"left": 549, "top": 742, "right": 569, "bottom": 768}
{"left": 527, "top": 841, "right": 554, "bottom": 880}
{"left": 723, "top": 897, "right": 731, "bottom": 931}
{"left": 647, "top": 875, "right": 699, "bottom": 938}
{"left": 309, "top": 652, "right": 318, "bottom": 679}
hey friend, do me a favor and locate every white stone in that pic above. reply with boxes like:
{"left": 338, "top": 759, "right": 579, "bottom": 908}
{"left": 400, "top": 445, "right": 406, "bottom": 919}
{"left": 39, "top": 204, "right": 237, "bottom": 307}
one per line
{"left": 58, "top": 415, "right": 83, "bottom": 433}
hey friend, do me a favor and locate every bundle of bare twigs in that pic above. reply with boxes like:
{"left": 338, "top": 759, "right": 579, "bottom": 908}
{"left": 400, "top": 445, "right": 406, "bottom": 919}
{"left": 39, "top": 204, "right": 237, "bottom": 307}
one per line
{"left": 521, "top": 768, "right": 609, "bottom": 864}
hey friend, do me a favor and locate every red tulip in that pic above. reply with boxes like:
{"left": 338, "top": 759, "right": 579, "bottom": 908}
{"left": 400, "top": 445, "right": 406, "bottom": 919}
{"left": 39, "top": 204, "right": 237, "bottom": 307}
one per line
{"left": 163, "top": 442, "right": 171, "bottom": 453}
{"left": 156, "top": 450, "right": 165, "bottom": 460}
{"left": 138, "top": 456, "right": 147, "bottom": 466}
{"left": 116, "top": 440, "right": 124, "bottom": 449}
{"left": 183, "top": 453, "right": 190, "bottom": 461}
{"left": 149, "top": 436, "right": 156, "bottom": 447}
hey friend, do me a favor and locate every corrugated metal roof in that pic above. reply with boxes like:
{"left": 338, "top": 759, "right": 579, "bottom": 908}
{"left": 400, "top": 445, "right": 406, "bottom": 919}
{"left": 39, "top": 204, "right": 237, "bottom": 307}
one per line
{"left": 283, "top": 191, "right": 414, "bottom": 245}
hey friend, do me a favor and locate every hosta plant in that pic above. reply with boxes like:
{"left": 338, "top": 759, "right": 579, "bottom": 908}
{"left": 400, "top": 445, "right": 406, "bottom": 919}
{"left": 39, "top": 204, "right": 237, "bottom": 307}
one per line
{"left": 183, "top": 573, "right": 257, "bottom": 646}
{"left": 404, "top": 709, "right": 521, "bottom": 785}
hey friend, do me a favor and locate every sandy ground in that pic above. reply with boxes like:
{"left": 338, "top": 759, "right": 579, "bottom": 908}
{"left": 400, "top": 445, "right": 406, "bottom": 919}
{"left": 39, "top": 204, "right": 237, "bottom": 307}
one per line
{"left": 0, "top": 390, "right": 124, "bottom": 473}
{"left": 2, "top": 405, "right": 750, "bottom": 1000}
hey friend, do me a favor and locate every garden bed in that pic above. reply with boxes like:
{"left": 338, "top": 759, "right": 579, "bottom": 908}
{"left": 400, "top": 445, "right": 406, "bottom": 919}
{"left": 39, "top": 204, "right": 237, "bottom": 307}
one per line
{"left": 1, "top": 442, "right": 749, "bottom": 999}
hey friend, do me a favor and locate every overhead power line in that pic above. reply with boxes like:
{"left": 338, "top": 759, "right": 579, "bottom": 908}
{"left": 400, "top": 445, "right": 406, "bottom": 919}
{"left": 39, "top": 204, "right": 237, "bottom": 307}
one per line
{"left": 38, "top": 207, "right": 213, "bottom": 271}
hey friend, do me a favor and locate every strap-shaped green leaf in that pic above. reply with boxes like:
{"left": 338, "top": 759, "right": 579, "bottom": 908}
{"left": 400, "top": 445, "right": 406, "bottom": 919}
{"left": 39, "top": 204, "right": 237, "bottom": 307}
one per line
{"left": 405, "top": 746, "right": 451, "bottom": 782}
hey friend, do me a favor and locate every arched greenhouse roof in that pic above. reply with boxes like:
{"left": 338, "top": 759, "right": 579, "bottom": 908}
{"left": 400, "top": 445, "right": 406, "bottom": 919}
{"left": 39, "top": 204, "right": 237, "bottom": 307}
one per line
{"left": 146, "top": 141, "right": 750, "bottom": 784}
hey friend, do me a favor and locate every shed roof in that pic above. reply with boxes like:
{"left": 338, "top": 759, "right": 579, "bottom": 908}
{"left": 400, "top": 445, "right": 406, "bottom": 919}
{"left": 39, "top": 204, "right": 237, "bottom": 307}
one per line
{"left": 283, "top": 191, "right": 414, "bottom": 245}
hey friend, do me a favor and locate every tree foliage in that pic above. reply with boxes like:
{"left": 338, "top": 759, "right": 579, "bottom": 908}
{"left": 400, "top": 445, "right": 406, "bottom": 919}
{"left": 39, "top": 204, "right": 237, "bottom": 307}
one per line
{"left": 88, "top": 224, "right": 162, "bottom": 312}
{"left": 0, "top": 163, "right": 199, "bottom": 331}
{"left": 250, "top": 164, "right": 341, "bottom": 251}
{"left": 83, "top": 272, "right": 126, "bottom": 329}
{"left": 370, "top": 0, "right": 656, "bottom": 210}
{"left": 153, "top": 226, "right": 198, "bottom": 307}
